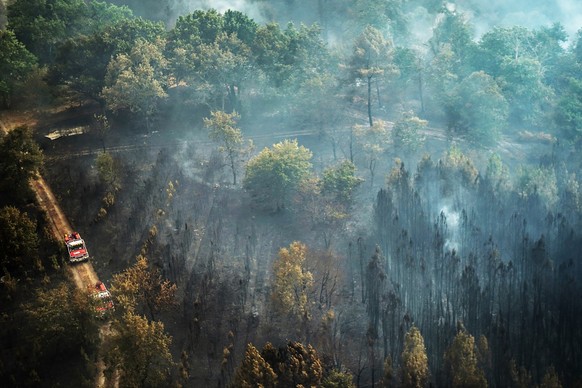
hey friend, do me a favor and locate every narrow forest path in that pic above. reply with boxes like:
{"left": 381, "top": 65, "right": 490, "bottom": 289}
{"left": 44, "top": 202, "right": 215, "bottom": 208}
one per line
{"left": 31, "top": 176, "right": 100, "bottom": 289}
{"left": 31, "top": 176, "right": 114, "bottom": 388}
{"left": 2, "top": 103, "right": 116, "bottom": 388}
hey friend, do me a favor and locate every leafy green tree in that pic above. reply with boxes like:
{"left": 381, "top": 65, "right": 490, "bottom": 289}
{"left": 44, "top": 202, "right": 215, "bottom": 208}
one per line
{"left": 515, "top": 166, "right": 558, "bottom": 209}
{"left": 243, "top": 139, "right": 312, "bottom": 211}
{"left": 271, "top": 241, "right": 314, "bottom": 322}
{"left": 96, "top": 151, "right": 120, "bottom": 191}
{"left": 400, "top": 326, "right": 429, "bottom": 388}
{"left": 166, "top": 10, "right": 222, "bottom": 83}
{"left": 7, "top": 0, "right": 88, "bottom": 63}
{"left": 350, "top": 0, "right": 407, "bottom": 39}
{"left": 347, "top": 25, "right": 396, "bottom": 126}
{"left": 168, "top": 9, "right": 223, "bottom": 49}
{"left": 476, "top": 25, "right": 564, "bottom": 127}
{"left": 102, "top": 38, "right": 167, "bottom": 130}
{"left": 105, "top": 311, "right": 174, "bottom": 387}
{"left": 322, "top": 160, "right": 363, "bottom": 205}
{"left": 293, "top": 72, "right": 345, "bottom": 160}
{"left": 450, "top": 71, "right": 508, "bottom": 146}
{"left": 0, "top": 126, "right": 43, "bottom": 203}
{"left": 497, "top": 57, "right": 553, "bottom": 127}
{"left": 392, "top": 111, "right": 427, "bottom": 152}
{"left": 48, "top": 10, "right": 160, "bottom": 104}
{"left": 253, "top": 22, "right": 328, "bottom": 95}
{"left": 428, "top": 6, "right": 475, "bottom": 74}
{"left": 100, "top": 16, "right": 166, "bottom": 56}
{"left": 444, "top": 325, "right": 487, "bottom": 388}
{"left": 0, "top": 206, "right": 38, "bottom": 274}
{"left": 439, "top": 145, "right": 479, "bottom": 195}
{"left": 49, "top": 34, "right": 110, "bottom": 102}
{"left": 233, "top": 343, "right": 277, "bottom": 388}
{"left": 484, "top": 153, "right": 510, "bottom": 194}
{"left": 166, "top": 11, "right": 256, "bottom": 111}
{"left": 204, "top": 111, "right": 252, "bottom": 185}
{"left": 223, "top": 9, "right": 258, "bottom": 47}
{"left": 194, "top": 33, "right": 253, "bottom": 111}
{"left": 426, "top": 8, "right": 476, "bottom": 117}
{"left": 111, "top": 255, "right": 177, "bottom": 320}
{"left": 477, "top": 24, "right": 566, "bottom": 79}
{"left": 392, "top": 47, "right": 423, "bottom": 106}
{"left": 574, "top": 28, "right": 582, "bottom": 64}
{"left": 0, "top": 30, "right": 37, "bottom": 108}
{"left": 477, "top": 26, "right": 533, "bottom": 76}
{"left": 555, "top": 75, "right": 582, "bottom": 144}
{"left": 25, "top": 282, "right": 99, "bottom": 358}
{"left": 321, "top": 369, "right": 355, "bottom": 388}
{"left": 425, "top": 43, "right": 460, "bottom": 119}
{"left": 84, "top": 0, "right": 134, "bottom": 33}
{"left": 252, "top": 22, "right": 288, "bottom": 88}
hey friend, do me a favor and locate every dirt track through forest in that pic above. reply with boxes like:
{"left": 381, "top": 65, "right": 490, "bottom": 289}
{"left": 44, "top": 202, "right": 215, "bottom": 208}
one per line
{"left": 31, "top": 176, "right": 114, "bottom": 388}
{"left": 31, "top": 176, "right": 100, "bottom": 290}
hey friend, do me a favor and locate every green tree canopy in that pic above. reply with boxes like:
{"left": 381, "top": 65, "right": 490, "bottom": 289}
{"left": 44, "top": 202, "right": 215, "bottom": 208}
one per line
{"left": 321, "top": 369, "right": 355, "bottom": 388}
{"left": 392, "top": 111, "right": 427, "bottom": 152}
{"left": 204, "top": 110, "right": 252, "bottom": 185}
{"left": 105, "top": 311, "right": 174, "bottom": 387}
{"left": 253, "top": 22, "right": 328, "bottom": 92}
{"left": 0, "top": 30, "right": 37, "bottom": 108}
{"left": 450, "top": 71, "right": 508, "bottom": 146}
{"left": 7, "top": 0, "right": 88, "bottom": 63}
{"left": 347, "top": 25, "right": 396, "bottom": 126}
{"left": 25, "top": 282, "right": 99, "bottom": 358}
{"left": 515, "top": 165, "right": 558, "bottom": 209}
{"left": 429, "top": 6, "right": 476, "bottom": 73}
{"left": 243, "top": 139, "right": 312, "bottom": 211}
{"left": 102, "top": 38, "right": 168, "bottom": 130}
{"left": 110, "top": 255, "right": 177, "bottom": 320}
{"left": 0, "top": 126, "right": 43, "bottom": 203}
{"left": 555, "top": 75, "right": 582, "bottom": 144}
{"left": 47, "top": 8, "right": 158, "bottom": 103}
{"left": 191, "top": 32, "right": 253, "bottom": 111}
{"left": 223, "top": 9, "right": 258, "bottom": 47}
{"left": 168, "top": 9, "right": 224, "bottom": 50}
{"left": 322, "top": 160, "right": 363, "bottom": 205}
{"left": 0, "top": 206, "right": 38, "bottom": 274}
{"left": 96, "top": 151, "right": 120, "bottom": 191}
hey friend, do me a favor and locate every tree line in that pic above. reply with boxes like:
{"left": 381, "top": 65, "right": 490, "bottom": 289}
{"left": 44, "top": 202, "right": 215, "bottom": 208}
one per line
{"left": 2, "top": 1, "right": 582, "bottom": 387}
{"left": 2, "top": 1, "right": 582, "bottom": 148}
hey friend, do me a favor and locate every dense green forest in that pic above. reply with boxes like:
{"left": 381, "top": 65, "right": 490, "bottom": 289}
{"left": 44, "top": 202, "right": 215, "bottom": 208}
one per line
{"left": 1, "top": 0, "right": 582, "bottom": 386}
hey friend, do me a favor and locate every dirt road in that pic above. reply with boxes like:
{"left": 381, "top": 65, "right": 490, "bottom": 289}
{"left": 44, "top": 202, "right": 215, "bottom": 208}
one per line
{"left": 31, "top": 176, "right": 115, "bottom": 388}
{"left": 31, "top": 176, "right": 100, "bottom": 290}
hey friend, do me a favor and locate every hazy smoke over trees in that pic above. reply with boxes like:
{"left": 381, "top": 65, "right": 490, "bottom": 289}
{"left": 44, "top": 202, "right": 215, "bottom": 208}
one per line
{"left": 3, "top": 0, "right": 582, "bottom": 386}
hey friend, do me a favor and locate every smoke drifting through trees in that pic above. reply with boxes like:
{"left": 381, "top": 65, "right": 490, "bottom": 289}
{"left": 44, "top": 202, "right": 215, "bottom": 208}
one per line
{"left": 3, "top": 0, "right": 582, "bottom": 386}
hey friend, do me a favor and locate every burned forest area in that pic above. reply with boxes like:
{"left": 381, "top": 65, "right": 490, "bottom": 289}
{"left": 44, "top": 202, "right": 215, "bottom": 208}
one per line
{"left": 1, "top": 0, "right": 582, "bottom": 387}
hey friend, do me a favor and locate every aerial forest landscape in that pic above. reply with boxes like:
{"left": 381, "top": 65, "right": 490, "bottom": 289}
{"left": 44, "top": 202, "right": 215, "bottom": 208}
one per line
{"left": 2, "top": 0, "right": 582, "bottom": 386}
